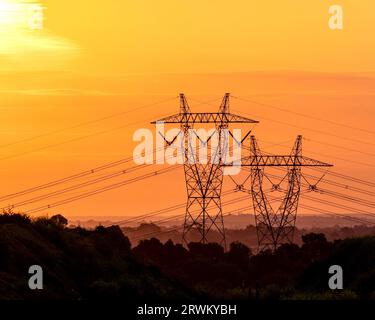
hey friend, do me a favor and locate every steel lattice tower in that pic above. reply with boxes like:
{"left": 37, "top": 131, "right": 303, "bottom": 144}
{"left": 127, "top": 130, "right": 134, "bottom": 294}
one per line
{"left": 243, "top": 135, "right": 332, "bottom": 251}
{"left": 153, "top": 93, "right": 257, "bottom": 249}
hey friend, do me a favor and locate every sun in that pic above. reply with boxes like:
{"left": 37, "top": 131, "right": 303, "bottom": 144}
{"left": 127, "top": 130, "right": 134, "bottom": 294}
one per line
{"left": 0, "top": 1, "right": 18, "bottom": 26}
{"left": 0, "top": 0, "right": 43, "bottom": 30}
{"left": 0, "top": 0, "right": 79, "bottom": 70}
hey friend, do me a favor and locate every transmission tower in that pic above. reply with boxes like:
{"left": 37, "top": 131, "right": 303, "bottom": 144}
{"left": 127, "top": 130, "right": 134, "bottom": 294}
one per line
{"left": 153, "top": 93, "right": 257, "bottom": 249}
{"left": 243, "top": 135, "right": 333, "bottom": 251}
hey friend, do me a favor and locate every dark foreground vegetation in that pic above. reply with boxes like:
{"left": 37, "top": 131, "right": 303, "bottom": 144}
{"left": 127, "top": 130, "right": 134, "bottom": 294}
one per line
{"left": 0, "top": 213, "right": 374, "bottom": 300}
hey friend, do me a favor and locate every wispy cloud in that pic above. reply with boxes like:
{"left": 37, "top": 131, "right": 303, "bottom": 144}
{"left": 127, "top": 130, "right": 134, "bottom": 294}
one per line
{"left": 0, "top": 1, "right": 80, "bottom": 71}
{"left": 0, "top": 88, "right": 129, "bottom": 96}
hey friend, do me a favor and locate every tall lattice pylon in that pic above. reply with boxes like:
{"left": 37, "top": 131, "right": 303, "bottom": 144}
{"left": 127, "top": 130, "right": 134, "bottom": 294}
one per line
{"left": 243, "top": 135, "right": 333, "bottom": 251}
{"left": 153, "top": 93, "right": 257, "bottom": 249}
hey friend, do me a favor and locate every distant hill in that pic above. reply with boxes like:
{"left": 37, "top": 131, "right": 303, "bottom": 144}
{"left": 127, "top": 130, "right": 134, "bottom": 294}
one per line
{"left": 122, "top": 222, "right": 375, "bottom": 251}
{"left": 70, "top": 213, "right": 375, "bottom": 230}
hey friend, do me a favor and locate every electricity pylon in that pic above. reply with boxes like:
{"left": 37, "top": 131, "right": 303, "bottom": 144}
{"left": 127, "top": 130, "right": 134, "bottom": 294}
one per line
{"left": 243, "top": 135, "right": 333, "bottom": 251}
{"left": 153, "top": 93, "right": 257, "bottom": 249}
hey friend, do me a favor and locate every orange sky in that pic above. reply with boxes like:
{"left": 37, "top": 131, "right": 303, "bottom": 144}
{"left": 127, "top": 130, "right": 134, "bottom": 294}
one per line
{"left": 0, "top": 0, "right": 374, "bottom": 219}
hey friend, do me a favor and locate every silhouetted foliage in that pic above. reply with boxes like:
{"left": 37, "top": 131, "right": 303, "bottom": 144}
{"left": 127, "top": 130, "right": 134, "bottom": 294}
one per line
{"left": 50, "top": 214, "right": 68, "bottom": 227}
{"left": 0, "top": 215, "right": 190, "bottom": 300}
{"left": 0, "top": 211, "right": 31, "bottom": 225}
{"left": 0, "top": 214, "right": 374, "bottom": 300}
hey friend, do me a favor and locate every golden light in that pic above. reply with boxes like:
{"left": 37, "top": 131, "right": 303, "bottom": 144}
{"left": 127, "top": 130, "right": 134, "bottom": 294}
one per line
{"left": 0, "top": 0, "right": 41, "bottom": 56}
{"left": 0, "top": 0, "right": 43, "bottom": 30}
{"left": 0, "top": 0, "right": 79, "bottom": 69}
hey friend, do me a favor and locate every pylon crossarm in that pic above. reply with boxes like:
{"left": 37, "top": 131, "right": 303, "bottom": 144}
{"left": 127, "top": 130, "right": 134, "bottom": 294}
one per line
{"left": 151, "top": 112, "right": 258, "bottom": 124}
{"left": 225, "top": 155, "right": 333, "bottom": 167}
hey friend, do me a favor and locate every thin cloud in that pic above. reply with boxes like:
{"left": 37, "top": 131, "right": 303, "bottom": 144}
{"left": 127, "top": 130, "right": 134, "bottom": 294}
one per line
{"left": 0, "top": 1, "right": 80, "bottom": 70}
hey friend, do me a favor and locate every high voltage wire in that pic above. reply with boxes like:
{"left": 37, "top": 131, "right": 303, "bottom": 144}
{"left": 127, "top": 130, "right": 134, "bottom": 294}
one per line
{"left": 129, "top": 195, "right": 375, "bottom": 243}
{"left": 238, "top": 167, "right": 375, "bottom": 219}
{"left": 124, "top": 196, "right": 251, "bottom": 239}
{"left": 127, "top": 197, "right": 268, "bottom": 242}
{"left": 240, "top": 145, "right": 375, "bottom": 194}
{"left": 117, "top": 174, "right": 375, "bottom": 242}
{"left": 261, "top": 170, "right": 375, "bottom": 210}
{"left": 232, "top": 108, "right": 375, "bottom": 148}
{"left": 4, "top": 141, "right": 220, "bottom": 210}
{"left": 0, "top": 134, "right": 228, "bottom": 206}
{"left": 302, "top": 193, "right": 374, "bottom": 216}
{"left": 24, "top": 166, "right": 180, "bottom": 214}
{"left": 304, "top": 137, "right": 375, "bottom": 158}
{"left": 0, "top": 97, "right": 227, "bottom": 201}
{"left": 247, "top": 140, "right": 375, "bottom": 187}
{"left": 4, "top": 148, "right": 374, "bottom": 221}
{"left": 193, "top": 97, "right": 375, "bottom": 162}
{"left": 1, "top": 95, "right": 374, "bottom": 231}
{"left": 262, "top": 170, "right": 375, "bottom": 216}
{"left": 312, "top": 167, "right": 375, "bottom": 188}
{"left": 318, "top": 188, "right": 375, "bottom": 211}
{"left": 3, "top": 97, "right": 374, "bottom": 203}
{"left": 0, "top": 147, "right": 157, "bottom": 201}
{"left": 2, "top": 163, "right": 153, "bottom": 210}
{"left": 297, "top": 203, "right": 375, "bottom": 226}
{"left": 300, "top": 171, "right": 375, "bottom": 197}
{"left": 104, "top": 189, "right": 236, "bottom": 227}
{"left": 115, "top": 191, "right": 253, "bottom": 228}
{"left": 0, "top": 96, "right": 178, "bottom": 149}
{"left": 129, "top": 194, "right": 375, "bottom": 244}
{"left": 0, "top": 113, "right": 171, "bottom": 161}
{"left": 256, "top": 136, "right": 375, "bottom": 168}
{"left": 232, "top": 96, "right": 375, "bottom": 136}
{"left": 0, "top": 96, "right": 219, "bottom": 161}
{"left": 262, "top": 171, "right": 375, "bottom": 218}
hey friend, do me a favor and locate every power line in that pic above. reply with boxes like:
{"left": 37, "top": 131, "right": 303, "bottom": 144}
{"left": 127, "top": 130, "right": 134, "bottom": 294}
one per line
{"left": 232, "top": 108, "right": 375, "bottom": 148}
{"left": 129, "top": 193, "right": 375, "bottom": 243}
{"left": 104, "top": 189, "right": 235, "bottom": 227}
{"left": 0, "top": 114, "right": 170, "bottom": 161}
{"left": 300, "top": 171, "right": 375, "bottom": 197}
{"left": 260, "top": 169, "right": 375, "bottom": 211}
{"left": 0, "top": 145, "right": 166, "bottom": 202}
{"left": 256, "top": 137, "right": 375, "bottom": 168}
{"left": 304, "top": 137, "right": 375, "bottom": 158}
{"left": 239, "top": 167, "right": 375, "bottom": 219}
{"left": 232, "top": 95, "right": 375, "bottom": 136}
{"left": 2, "top": 162, "right": 153, "bottom": 210}
{"left": 24, "top": 166, "right": 180, "bottom": 214}
{"left": 313, "top": 167, "right": 375, "bottom": 188}
{"left": 0, "top": 96, "right": 177, "bottom": 149}
{"left": 252, "top": 139, "right": 375, "bottom": 185}
{"left": 0, "top": 95, "right": 221, "bottom": 161}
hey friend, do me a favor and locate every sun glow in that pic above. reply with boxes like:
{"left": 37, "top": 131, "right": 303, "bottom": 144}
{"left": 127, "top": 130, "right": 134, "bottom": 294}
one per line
{"left": 0, "top": 0, "right": 43, "bottom": 30}
{"left": 0, "top": 0, "right": 79, "bottom": 70}
{"left": 0, "top": 0, "right": 43, "bottom": 56}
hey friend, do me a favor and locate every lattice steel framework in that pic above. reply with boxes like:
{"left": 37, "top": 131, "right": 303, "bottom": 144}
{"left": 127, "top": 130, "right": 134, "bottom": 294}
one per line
{"left": 153, "top": 93, "right": 333, "bottom": 252}
{"left": 245, "top": 135, "right": 332, "bottom": 251}
{"left": 153, "top": 93, "right": 257, "bottom": 249}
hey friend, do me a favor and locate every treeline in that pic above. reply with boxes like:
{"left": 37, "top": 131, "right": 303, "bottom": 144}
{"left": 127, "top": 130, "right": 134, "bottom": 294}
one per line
{"left": 123, "top": 222, "right": 375, "bottom": 250}
{"left": 0, "top": 213, "right": 374, "bottom": 300}
{"left": 132, "top": 234, "right": 375, "bottom": 299}
{"left": 0, "top": 213, "right": 191, "bottom": 300}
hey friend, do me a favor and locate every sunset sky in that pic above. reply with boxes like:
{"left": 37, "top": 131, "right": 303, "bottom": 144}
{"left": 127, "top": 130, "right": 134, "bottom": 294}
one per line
{"left": 0, "top": 0, "right": 374, "bottom": 220}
